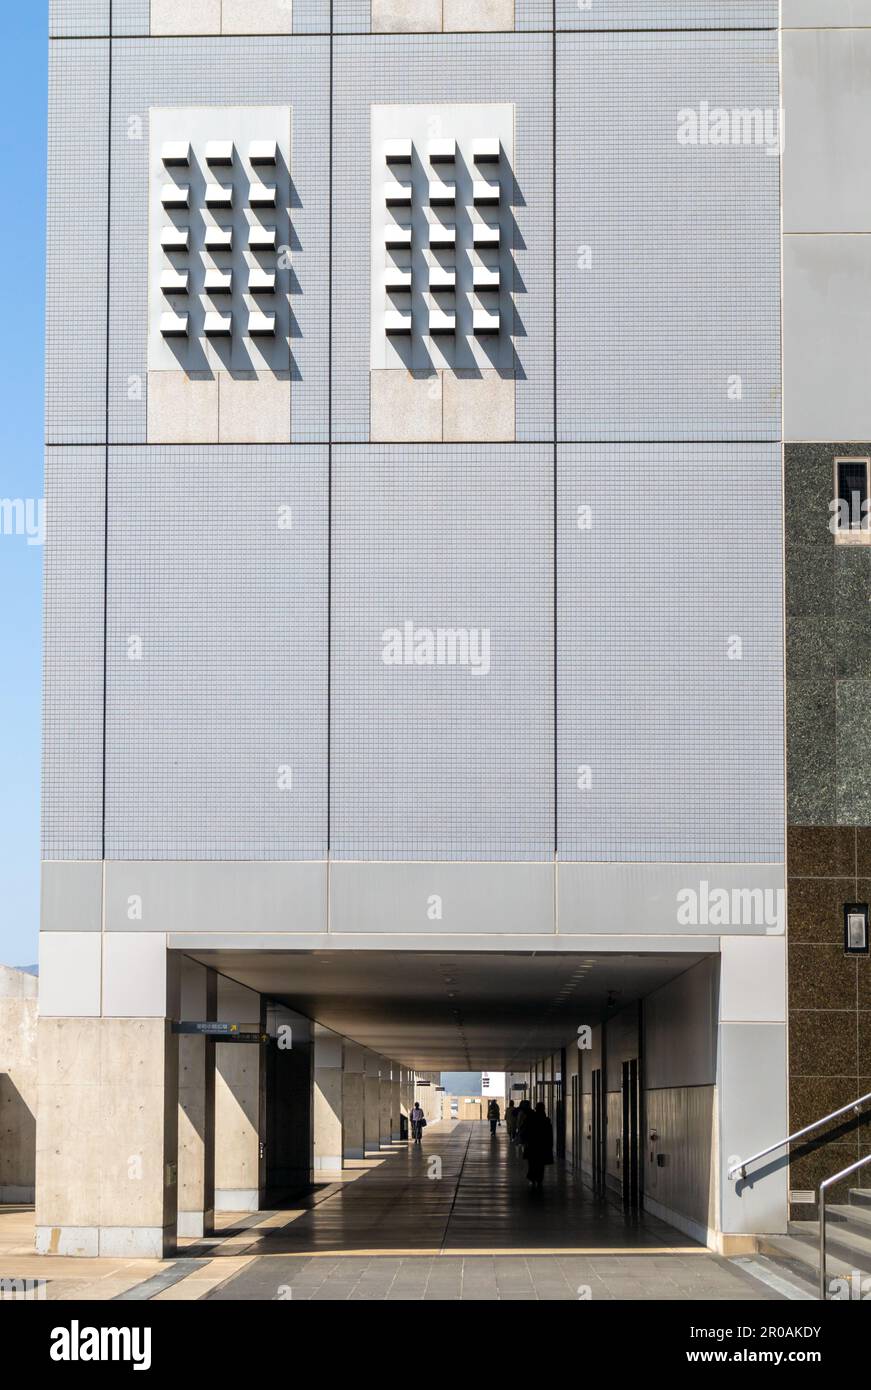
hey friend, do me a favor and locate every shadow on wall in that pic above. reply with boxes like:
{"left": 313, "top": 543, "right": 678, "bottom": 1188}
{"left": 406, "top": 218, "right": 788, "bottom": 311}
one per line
{"left": 0, "top": 1074, "right": 36, "bottom": 1202}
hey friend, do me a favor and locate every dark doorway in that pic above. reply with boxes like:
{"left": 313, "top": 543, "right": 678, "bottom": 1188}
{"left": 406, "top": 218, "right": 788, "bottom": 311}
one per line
{"left": 262, "top": 1034, "right": 312, "bottom": 1204}
{"left": 621, "top": 1057, "right": 641, "bottom": 1211}
{"left": 591, "top": 1066, "right": 606, "bottom": 1188}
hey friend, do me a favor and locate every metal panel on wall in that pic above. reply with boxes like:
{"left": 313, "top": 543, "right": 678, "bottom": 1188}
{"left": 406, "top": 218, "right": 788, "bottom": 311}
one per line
{"left": 556, "top": 30, "right": 781, "bottom": 442}
{"left": 331, "top": 444, "right": 554, "bottom": 860}
{"left": 104, "top": 446, "right": 328, "bottom": 859}
{"left": 557, "top": 443, "right": 784, "bottom": 863}
{"left": 556, "top": 1, "right": 777, "bottom": 26}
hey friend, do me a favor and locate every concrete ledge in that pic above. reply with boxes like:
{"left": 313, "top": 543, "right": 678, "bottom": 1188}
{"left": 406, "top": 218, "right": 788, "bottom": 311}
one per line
{"left": 0, "top": 1185, "right": 34, "bottom": 1204}
{"left": 177, "top": 1210, "right": 213, "bottom": 1238}
{"left": 98, "top": 1226, "right": 170, "bottom": 1259}
{"left": 313, "top": 1156, "right": 342, "bottom": 1172}
{"left": 35, "top": 1225, "right": 171, "bottom": 1258}
{"left": 35, "top": 1225, "right": 99, "bottom": 1258}
{"left": 443, "top": 0, "right": 514, "bottom": 31}
{"left": 372, "top": 0, "right": 442, "bottom": 32}
{"left": 215, "top": 1188, "right": 259, "bottom": 1213}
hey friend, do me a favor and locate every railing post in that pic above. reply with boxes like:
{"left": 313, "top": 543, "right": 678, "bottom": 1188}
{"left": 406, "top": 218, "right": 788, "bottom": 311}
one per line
{"left": 818, "top": 1183, "right": 827, "bottom": 1302}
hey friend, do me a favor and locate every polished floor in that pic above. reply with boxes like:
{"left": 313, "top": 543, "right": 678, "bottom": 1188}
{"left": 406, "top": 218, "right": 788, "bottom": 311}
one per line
{"left": 200, "top": 1122, "right": 784, "bottom": 1301}
{"left": 221, "top": 1119, "right": 698, "bottom": 1256}
{"left": 0, "top": 1124, "right": 788, "bottom": 1301}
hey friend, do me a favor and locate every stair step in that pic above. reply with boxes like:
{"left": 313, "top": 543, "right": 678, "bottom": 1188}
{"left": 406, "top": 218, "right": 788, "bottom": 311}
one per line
{"left": 786, "top": 1219, "right": 871, "bottom": 1273}
{"left": 830, "top": 1202, "right": 871, "bottom": 1235}
{"left": 849, "top": 1188, "right": 871, "bottom": 1208}
{"left": 759, "top": 1233, "right": 855, "bottom": 1281}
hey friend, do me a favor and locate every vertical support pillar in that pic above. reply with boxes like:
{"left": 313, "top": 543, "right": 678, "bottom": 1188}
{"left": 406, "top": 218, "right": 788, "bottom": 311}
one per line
{"left": 718, "top": 936, "right": 788, "bottom": 1245}
{"left": 215, "top": 977, "right": 261, "bottom": 1212}
{"left": 379, "top": 1060, "right": 393, "bottom": 1148}
{"left": 313, "top": 1030, "right": 344, "bottom": 1173}
{"left": 391, "top": 1066, "right": 402, "bottom": 1140}
{"left": 35, "top": 933, "right": 180, "bottom": 1258}
{"left": 364, "top": 1052, "right": 382, "bottom": 1153}
{"left": 343, "top": 1045, "right": 366, "bottom": 1160}
{"left": 177, "top": 959, "right": 216, "bottom": 1238}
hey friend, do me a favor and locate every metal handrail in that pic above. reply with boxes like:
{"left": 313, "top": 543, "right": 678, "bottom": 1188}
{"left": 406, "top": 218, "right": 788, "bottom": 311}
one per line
{"left": 819, "top": 1153, "right": 871, "bottom": 1301}
{"left": 727, "top": 1090, "right": 871, "bottom": 1182}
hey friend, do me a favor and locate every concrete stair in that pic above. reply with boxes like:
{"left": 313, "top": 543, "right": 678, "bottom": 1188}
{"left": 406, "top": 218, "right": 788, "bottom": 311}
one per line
{"left": 758, "top": 1189, "right": 871, "bottom": 1297}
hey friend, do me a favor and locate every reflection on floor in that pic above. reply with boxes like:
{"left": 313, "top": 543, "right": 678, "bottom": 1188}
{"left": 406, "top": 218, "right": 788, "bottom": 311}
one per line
{"left": 201, "top": 1122, "right": 783, "bottom": 1301}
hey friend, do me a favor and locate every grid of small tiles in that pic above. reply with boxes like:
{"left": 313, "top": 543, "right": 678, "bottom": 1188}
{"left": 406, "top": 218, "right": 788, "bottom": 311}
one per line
{"left": 331, "top": 445, "right": 554, "bottom": 861}
{"left": 334, "top": 34, "right": 552, "bottom": 442}
{"left": 108, "top": 39, "right": 329, "bottom": 444}
{"left": 109, "top": 0, "right": 149, "bottom": 34}
{"left": 557, "top": 443, "right": 784, "bottom": 863}
{"left": 381, "top": 135, "right": 505, "bottom": 343}
{"left": 49, "top": 0, "right": 108, "bottom": 35}
{"left": 43, "top": 449, "right": 106, "bottom": 860}
{"left": 45, "top": 41, "right": 109, "bottom": 445}
{"left": 44, "top": 21, "right": 786, "bottom": 869}
{"left": 516, "top": 0, "right": 556, "bottom": 29}
{"left": 556, "top": 30, "right": 781, "bottom": 443}
{"left": 556, "top": 0, "right": 778, "bottom": 26}
{"left": 104, "top": 447, "right": 329, "bottom": 860}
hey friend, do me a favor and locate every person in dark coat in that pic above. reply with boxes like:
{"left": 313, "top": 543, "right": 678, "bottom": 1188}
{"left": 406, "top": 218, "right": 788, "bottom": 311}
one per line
{"left": 487, "top": 1098, "right": 501, "bottom": 1136}
{"left": 515, "top": 1098, "right": 532, "bottom": 1153}
{"left": 525, "top": 1102, "right": 554, "bottom": 1188}
{"left": 505, "top": 1099, "right": 518, "bottom": 1143}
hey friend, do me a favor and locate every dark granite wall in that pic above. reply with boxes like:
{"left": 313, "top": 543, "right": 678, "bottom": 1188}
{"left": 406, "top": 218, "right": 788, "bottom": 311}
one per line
{"left": 785, "top": 444, "right": 871, "bottom": 1214}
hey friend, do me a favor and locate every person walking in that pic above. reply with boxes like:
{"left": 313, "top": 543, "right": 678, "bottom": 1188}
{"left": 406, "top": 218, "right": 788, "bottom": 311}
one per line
{"left": 515, "top": 1098, "right": 532, "bottom": 1155}
{"left": 525, "top": 1101, "right": 554, "bottom": 1189}
{"left": 410, "top": 1101, "right": 427, "bottom": 1145}
{"left": 487, "top": 1098, "right": 501, "bottom": 1136}
{"left": 505, "top": 1098, "right": 518, "bottom": 1143}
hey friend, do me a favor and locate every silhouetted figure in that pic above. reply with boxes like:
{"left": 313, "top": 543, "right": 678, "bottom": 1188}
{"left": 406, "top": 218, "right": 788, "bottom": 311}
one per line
{"left": 487, "top": 1098, "right": 501, "bottom": 1136}
{"left": 525, "top": 1102, "right": 554, "bottom": 1189}
{"left": 505, "top": 1099, "right": 518, "bottom": 1143}
{"left": 410, "top": 1102, "right": 426, "bottom": 1145}
{"left": 515, "top": 1098, "right": 532, "bottom": 1156}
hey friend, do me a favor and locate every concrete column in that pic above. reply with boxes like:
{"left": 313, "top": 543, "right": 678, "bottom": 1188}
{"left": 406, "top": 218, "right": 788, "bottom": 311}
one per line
{"left": 718, "top": 937, "right": 788, "bottom": 1248}
{"left": 342, "top": 1045, "right": 366, "bottom": 1160}
{"left": 379, "top": 1060, "right": 393, "bottom": 1148}
{"left": 177, "top": 959, "right": 216, "bottom": 1238}
{"left": 399, "top": 1066, "right": 412, "bottom": 1141}
{"left": 35, "top": 932, "right": 180, "bottom": 1258}
{"left": 313, "top": 1031, "right": 344, "bottom": 1174}
{"left": 391, "top": 1068, "right": 402, "bottom": 1141}
{"left": 215, "top": 977, "right": 261, "bottom": 1213}
{"left": 364, "top": 1052, "right": 382, "bottom": 1153}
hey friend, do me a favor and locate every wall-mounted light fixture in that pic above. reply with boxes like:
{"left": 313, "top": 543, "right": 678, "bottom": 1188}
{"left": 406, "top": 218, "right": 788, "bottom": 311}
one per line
{"left": 844, "top": 902, "right": 869, "bottom": 955}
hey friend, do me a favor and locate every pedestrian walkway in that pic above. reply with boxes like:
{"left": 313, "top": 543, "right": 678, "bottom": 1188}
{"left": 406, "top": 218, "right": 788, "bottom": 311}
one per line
{"left": 198, "top": 1123, "right": 785, "bottom": 1300}
{"left": 0, "top": 1125, "right": 790, "bottom": 1301}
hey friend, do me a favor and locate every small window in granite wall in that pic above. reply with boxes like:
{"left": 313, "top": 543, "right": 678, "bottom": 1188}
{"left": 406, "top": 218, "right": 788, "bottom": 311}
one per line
{"left": 833, "top": 457, "right": 871, "bottom": 543}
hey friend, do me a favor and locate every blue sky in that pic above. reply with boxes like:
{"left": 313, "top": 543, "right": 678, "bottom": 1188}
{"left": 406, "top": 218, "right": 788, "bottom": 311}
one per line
{"left": 0, "top": 7, "right": 48, "bottom": 965}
